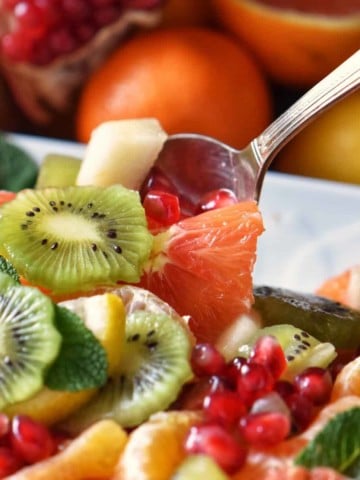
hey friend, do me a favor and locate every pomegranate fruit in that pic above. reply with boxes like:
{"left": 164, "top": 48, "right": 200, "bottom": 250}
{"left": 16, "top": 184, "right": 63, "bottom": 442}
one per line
{"left": 0, "top": 0, "right": 165, "bottom": 123}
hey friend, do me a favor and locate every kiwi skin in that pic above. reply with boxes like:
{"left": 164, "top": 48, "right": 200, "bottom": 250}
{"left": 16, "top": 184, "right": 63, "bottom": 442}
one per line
{"left": 0, "top": 185, "right": 153, "bottom": 294}
{"left": 253, "top": 286, "right": 360, "bottom": 350}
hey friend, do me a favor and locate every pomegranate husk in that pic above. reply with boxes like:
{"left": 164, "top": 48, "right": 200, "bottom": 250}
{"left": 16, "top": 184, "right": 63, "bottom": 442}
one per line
{"left": 0, "top": 8, "right": 162, "bottom": 124}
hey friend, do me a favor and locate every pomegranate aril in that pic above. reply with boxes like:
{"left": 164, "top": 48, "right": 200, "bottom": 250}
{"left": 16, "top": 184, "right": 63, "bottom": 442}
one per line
{"left": 10, "top": 415, "right": 56, "bottom": 464}
{"left": 48, "top": 27, "right": 78, "bottom": 55}
{"left": 293, "top": 367, "right": 333, "bottom": 406}
{"left": 239, "top": 411, "right": 291, "bottom": 447}
{"left": 185, "top": 423, "right": 247, "bottom": 474}
{"left": 223, "top": 356, "right": 247, "bottom": 389}
{"left": 0, "top": 415, "right": 10, "bottom": 439}
{"left": 274, "top": 379, "right": 296, "bottom": 401}
{"left": 203, "top": 391, "right": 247, "bottom": 427}
{"left": 0, "top": 447, "right": 23, "bottom": 477}
{"left": 141, "top": 167, "right": 177, "bottom": 199}
{"left": 143, "top": 190, "right": 180, "bottom": 227}
{"left": 1, "top": 32, "right": 33, "bottom": 62}
{"left": 249, "top": 335, "right": 287, "bottom": 381}
{"left": 236, "top": 362, "right": 275, "bottom": 407}
{"left": 285, "top": 392, "right": 315, "bottom": 432}
{"left": 175, "top": 375, "right": 228, "bottom": 411}
{"left": 191, "top": 343, "right": 226, "bottom": 378}
{"left": 196, "top": 188, "right": 238, "bottom": 214}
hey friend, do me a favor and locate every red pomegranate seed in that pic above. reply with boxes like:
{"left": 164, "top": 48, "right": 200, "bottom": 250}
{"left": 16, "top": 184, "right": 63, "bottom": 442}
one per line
{"left": 293, "top": 367, "right": 333, "bottom": 406}
{"left": 203, "top": 391, "right": 247, "bottom": 428}
{"left": 10, "top": 415, "right": 56, "bottom": 464}
{"left": 1, "top": 32, "right": 33, "bottom": 62}
{"left": 141, "top": 167, "right": 177, "bottom": 199}
{"left": 196, "top": 188, "right": 238, "bottom": 214}
{"left": 14, "top": 1, "right": 48, "bottom": 36}
{"left": 191, "top": 343, "right": 226, "bottom": 378}
{"left": 223, "top": 356, "right": 247, "bottom": 389}
{"left": 274, "top": 379, "right": 296, "bottom": 401}
{"left": 0, "top": 415, "right": 10, "bottom": 440}
{"left": 175, "top": 375, "right": 228, "bottom": 411}
{"left": 143, "top": 190, "right": 180, "bottom": 227}
{"left": 249, "top": 335, "right": 287, "bottom": 381}
{"left": 236, "top": 362, "right": 275, "bottom": 407}
{"left": 285, "top": 393, "right": 315, "bottom": 432}
{"left": 185, "top": 423, "right": 247, "bottom": 474}
{"left": 0, "top": 447, "right": 24, "bottom": 477}
{"left": 239, "top": 411, "right": 291, "bottom": 447}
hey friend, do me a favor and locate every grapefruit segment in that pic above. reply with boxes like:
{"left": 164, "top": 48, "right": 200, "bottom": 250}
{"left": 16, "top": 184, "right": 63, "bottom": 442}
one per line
{"left": 140, "top": 201, "right": 264, "bottom": 343}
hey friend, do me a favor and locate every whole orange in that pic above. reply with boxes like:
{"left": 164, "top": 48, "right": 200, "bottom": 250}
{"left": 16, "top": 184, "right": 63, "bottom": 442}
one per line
{"left": 76, "top": 27, "right": 272, "bottom": 149}
{"left": 212, "top": 0, "right": 360, "bottom": 87}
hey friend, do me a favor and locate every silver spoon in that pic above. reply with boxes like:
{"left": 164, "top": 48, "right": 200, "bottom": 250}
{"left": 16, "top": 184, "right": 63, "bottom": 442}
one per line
{"left": 150, "top": 50, "right": 360, "bottom": 206}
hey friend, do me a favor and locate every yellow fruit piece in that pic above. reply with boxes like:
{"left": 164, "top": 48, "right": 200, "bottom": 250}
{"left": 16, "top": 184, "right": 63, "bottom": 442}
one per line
{"left": 60, "top": 292, "right": 126, "bottom": 376}
{"left": 3, "top": 387, "right": 97, "bottom": 427}
{"left": 331, "top": 356, "right": 360, "bottom": 400}
{"left": 113, "top": 410, "right": 202, "bottom": 480}
{"left": 6, "top": 419, "right": 127, "bottom": 480}
{"left": 5, "top": 293, "right": 126, "bottom": 425}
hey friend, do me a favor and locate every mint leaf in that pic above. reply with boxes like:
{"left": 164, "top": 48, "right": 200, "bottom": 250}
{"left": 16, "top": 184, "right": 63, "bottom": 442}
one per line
{"left": 0, "top": 256, "right": 20, "bottom": 283}
{"left": 295, "top": 407, "right": 360, "bottom": 477}
{"left": 45, "top": 305, "right": 108, "bottom": 392}
{"left": 0, "top": 136, "right": 38, "bottom": 191}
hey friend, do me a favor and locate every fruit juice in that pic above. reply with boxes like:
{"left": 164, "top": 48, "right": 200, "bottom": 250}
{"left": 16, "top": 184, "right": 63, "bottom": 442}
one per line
{"left": 0, "top": 121, "right": 358, "bottom": 479}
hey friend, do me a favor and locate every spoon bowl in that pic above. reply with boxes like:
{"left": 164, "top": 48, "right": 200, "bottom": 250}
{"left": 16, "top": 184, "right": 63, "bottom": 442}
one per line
{"left": 149, "top": 50, "right": 359, "bottom": 206}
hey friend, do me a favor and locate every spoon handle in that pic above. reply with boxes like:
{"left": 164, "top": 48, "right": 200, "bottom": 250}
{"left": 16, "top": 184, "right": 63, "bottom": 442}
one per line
{"left": 252, "top": 50, "right": 360, "bottom": 170}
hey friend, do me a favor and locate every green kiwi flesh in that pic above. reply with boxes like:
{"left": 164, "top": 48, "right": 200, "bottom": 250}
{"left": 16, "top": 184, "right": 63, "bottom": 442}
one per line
{"left": 0, "top": 272, "right": 61, "bottom": 408}
{"left": 60, "top": 286, "right": 193, "bottom": 433}
{"left": 239, "top": 324, "right": 337, "bottom": 380}
{"left": 253, "top": 286, "right": 360, "bottom": 350}
{"left": 35, "top": 154, "right": 82, "bottom": 188}
{"left": 0, "top": 185, "right": 153, "bottom": 293}
{"left": 172, "top": 455, "right": 228, "bottom": 480}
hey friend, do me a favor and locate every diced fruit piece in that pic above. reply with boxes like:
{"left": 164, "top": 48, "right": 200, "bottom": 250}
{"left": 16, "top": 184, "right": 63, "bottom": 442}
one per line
{"left": 0, "top": 190, "right": 16, "bottom": 205}
{"left": 112, "top": 411, "right": 202, "bottom": 480}
{"left": 331, "top": 355, "right": 360, "bottom": 400}
{"left": 196, "top": 188, "right": 238, "bottom": 214}
{"left": 143, "top": 190, "right": 181, "bottom": 227}
{"left": 141, "top": 201, "right": 264, "bottom": 343}
{"left": 190, "top": 343, "right": 226, "bottom": 377}
{"left": 76, "top": 118, "right": 168, "bottom": 190}
{"left": 4, "top": 293, "right": 126, "bottom": 426}
{"left": 0, "top": 185, "right": 153, "bottom": 293}
{"left": 59, "top": 293, "right": 126, "bottom": 376}
{"left": 171, "top": 454, "right": 229, "bottom": 480}
{"left": 0, "top": 272, "right": 61, "bottom": 408}
{"left": 316, "top": 265, "right": 360, "bottom": 311}
{"left": 35, "top": 154, "right": 82, "bottom": 188}
{"left": 60, "top": 286, "right": 194, "bottom": 432}
{"left": 5, "top": 419, "right": 127, "bottom": 480}
{"left": 238, "top": 324, "right": 337, "bottom": 381}
{"left": 253, "top": 286, "right": 360, "bottom": 349}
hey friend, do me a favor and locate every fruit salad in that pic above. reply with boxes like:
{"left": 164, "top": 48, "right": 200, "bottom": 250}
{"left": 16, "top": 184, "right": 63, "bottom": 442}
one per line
{"left": 0, "top": 119, "right": 359, "bottom": 479}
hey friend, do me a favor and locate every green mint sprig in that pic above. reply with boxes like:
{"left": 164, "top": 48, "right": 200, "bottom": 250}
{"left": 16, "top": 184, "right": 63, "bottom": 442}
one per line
{"left": 0, "top": 135, "right": 38, "bottom": 191}
{"left": 45, "top": 305, "right": 108, "bottom": 392}
{"left": 295, "top": 407, "right": 360, "bottom": 478}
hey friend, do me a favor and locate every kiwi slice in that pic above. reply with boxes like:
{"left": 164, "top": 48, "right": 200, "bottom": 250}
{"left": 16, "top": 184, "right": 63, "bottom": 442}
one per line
{"left": 35, "top": 154, "right": 82, "bottom": 188}
{"left": 239, "top": 324, "right": 337, "bottom": 380}
{"left": 0, "top": 272, "right": 61, "bottom": 408}
{"left": 253, "top": 286, "right": 360, "bottom": 350}
{"left": 60, "top": 286, "right": 193, "bottom": 433}
{"left": 0, "top": 185, "right": 153, "bottom": 293}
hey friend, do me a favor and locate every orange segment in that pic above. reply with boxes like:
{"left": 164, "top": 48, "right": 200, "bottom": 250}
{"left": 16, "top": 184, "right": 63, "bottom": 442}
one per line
{"left": 212, "top": 0, "right": 360, "bottom": 87}
{"left": 0, "top": 190, "right": 16, "bottom": 205}
{"left": 316, "top": 265, "right": 360, "bottom": 310}
{"left": 331, "top": 356, "right": 360, "bottom": 400}
{"left": 112, "top": 410, "right": 202, "bottom": 480}
{"left": 140, "top": 201, "right": 264, "bottom": 343}
{"left": 76, "top": 27, "right": 272, "bottom": 149}
{"left": 6, "top": 419, "right": 127, "bottom": 480}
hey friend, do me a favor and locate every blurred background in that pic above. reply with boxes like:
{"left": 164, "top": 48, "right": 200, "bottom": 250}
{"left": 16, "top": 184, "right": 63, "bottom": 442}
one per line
{"left": 0, "top": 0, "right": 359, "bottom": 183}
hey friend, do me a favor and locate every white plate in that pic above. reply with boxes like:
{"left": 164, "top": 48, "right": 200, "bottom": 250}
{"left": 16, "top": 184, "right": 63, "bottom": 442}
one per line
{"left": 6, "top": 132, "right": 360, "bottom": 295}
